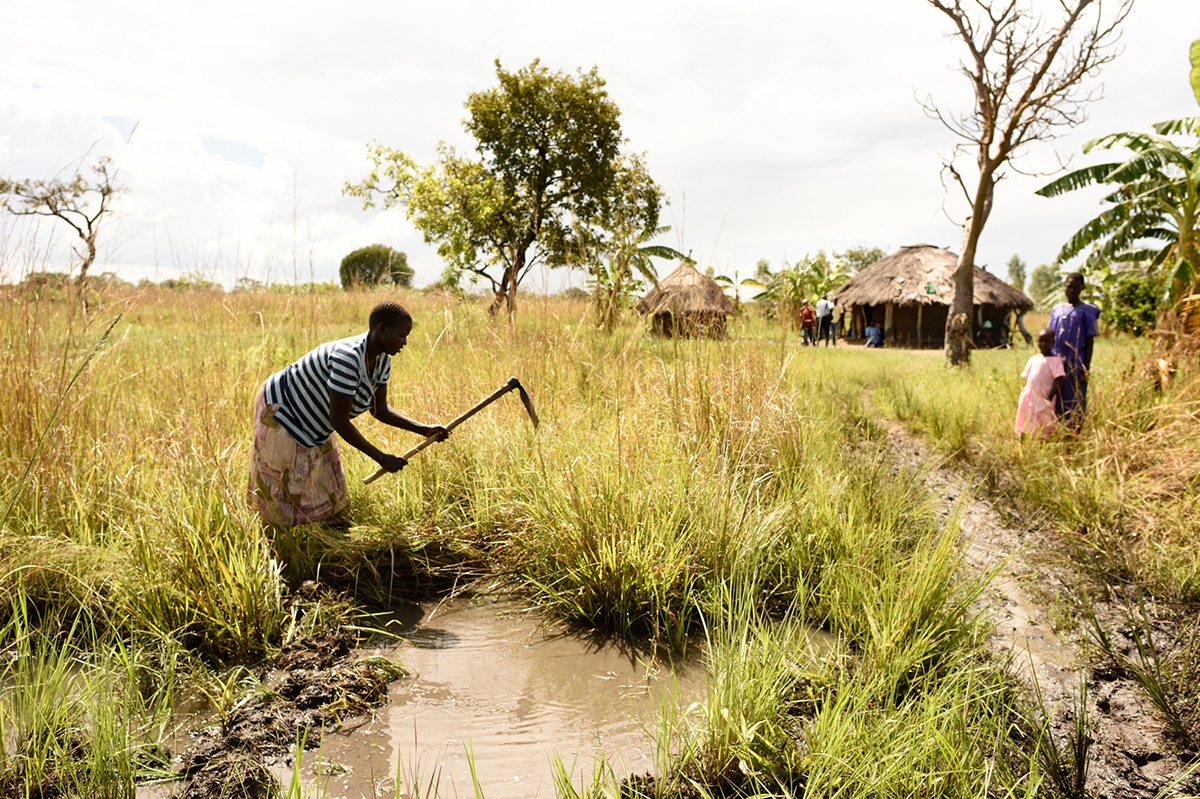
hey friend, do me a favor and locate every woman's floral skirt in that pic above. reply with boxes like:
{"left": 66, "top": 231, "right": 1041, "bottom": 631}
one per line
{"left": 247, "top": 384, "right": 348, "bottom": 527}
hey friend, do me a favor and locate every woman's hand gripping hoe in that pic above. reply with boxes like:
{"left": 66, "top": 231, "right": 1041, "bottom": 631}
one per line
{"left": 363, "top": 377, "right": 539, "bottom": 485}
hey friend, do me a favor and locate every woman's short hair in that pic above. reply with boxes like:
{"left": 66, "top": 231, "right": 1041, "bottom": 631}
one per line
{"left": 369, "top": 301, "right": 412, "bottom": 330}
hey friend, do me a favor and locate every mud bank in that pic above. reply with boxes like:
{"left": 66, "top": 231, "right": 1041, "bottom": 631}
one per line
{"left": 175, "top": 630, "right": 410, "bottom": 799}
{"left": 884, "top": 423, "right": 1199, "bottom": 798}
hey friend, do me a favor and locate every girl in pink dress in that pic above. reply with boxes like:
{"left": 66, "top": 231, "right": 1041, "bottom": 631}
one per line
{"left": 1015, "top": 328, "right": 1066, "bottom": 439}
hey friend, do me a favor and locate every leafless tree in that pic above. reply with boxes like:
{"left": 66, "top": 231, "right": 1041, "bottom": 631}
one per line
{"left": 923, "top": 0, "right": 1134, "bottom": 366}
{"left": 0, "top": 155, "right": 122, "bottom": 298}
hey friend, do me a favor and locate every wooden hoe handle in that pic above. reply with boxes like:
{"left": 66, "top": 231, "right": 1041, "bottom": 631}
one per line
{"left": 363, "top": 377, "right": 530, "bottom": 485}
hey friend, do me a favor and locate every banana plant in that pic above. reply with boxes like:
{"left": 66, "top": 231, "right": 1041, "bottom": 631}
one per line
{"left": 590, "top": 224, "right": 689, "bottom": 333}
{"left": 713, "top": 269, "right": 760, "bottom": 313}
{"left": 793, "top": 253, "right": 851, "bottom": 300}
{"left": 1038, "top": 40, "right": 1200, "bottom": 308}
{"left": 1037, "top": 119, "right": 1200, "bottom": 304}
{"left": 742, "top": 264, "right": 810, "bottom": 331}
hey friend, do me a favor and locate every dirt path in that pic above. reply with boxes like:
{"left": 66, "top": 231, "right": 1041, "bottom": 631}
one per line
{"left": 884, "top": 422, "right": 1194, "bottom": 798}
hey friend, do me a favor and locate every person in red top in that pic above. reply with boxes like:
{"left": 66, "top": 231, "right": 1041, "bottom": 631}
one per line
{"left": 798, "top": 299, "right": 816, "bottom": 346}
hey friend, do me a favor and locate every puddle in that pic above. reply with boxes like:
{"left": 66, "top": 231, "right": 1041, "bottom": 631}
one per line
{"left": 277, "top": 598, "right": 699, "bottom": 798}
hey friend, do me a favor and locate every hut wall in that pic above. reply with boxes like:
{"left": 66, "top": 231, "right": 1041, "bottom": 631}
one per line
{"left": 886, "top": 304, "right": 948, "bottom": 347}
{"left": 873, "top": 303, "right": 1016, "bottom": 348}
{"left": 652, "top": 312, "right": 728, "bottom": 338}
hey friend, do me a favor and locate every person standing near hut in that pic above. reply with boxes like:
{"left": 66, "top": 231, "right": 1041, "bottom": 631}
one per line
{"left": 248, "top": 301, "right": 448, "bottom": 528}
{"left": 798, "top": 299, "right": 816, "bottom": 346}
{"left": 829, "top": 298, "right": 845, "bottom": 345}
{"left": 1047, "top": 272, "right": 1100, "bottom": 429}
{"left": 815, "top": 295, "right": 832, "bottom": 345}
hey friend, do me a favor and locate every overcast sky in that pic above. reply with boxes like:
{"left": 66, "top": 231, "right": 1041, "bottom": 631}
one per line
{"left": 2, "top": 1, "right": 1197, "bottom": 291}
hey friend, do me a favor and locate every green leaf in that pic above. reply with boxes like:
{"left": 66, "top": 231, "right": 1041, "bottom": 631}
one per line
{"left": 1151, "top": 117, "right": 1200, "bottom": 137}
{"left": 1083, "top": 131, "right": 1168, "bottom": 155}
{"left": 1036, "top": 163, "right": 1119, "bottom": 197}
{"left": 1191, "top": 39, "right": 1200, "bottom": 108}
{"left": 640, "top": 245, "right": 689, "bottom": 262}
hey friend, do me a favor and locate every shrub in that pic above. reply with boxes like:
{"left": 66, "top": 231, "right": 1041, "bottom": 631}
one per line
{"left": 339, "top": 244, "right": 413, "bottom": 289}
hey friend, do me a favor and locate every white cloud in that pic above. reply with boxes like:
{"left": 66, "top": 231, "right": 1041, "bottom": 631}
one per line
{"left": 2, "top": 0, "right": 1197, "bottom": 289}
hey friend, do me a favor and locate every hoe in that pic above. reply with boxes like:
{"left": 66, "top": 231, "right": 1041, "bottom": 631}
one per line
{"left": 363, "top": 376, "right": 539, "bottom": 485}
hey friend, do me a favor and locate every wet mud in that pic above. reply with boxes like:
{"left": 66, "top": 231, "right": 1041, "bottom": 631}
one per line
{"left": 175, "top": 628, "right": 410, "bottom": 799}
{"left": 164, "top": 598, "right": 697, "bottom": 798}
{"left": 885, "top": 423, "right": 1200, "bottom": 798}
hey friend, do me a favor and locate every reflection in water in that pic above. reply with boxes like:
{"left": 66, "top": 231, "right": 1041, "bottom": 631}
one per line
{"left": 280, "top": 598, "right": 699, "bottom": 799}
{"left": 400, "top": 626, "right": 461, "bottom": 650}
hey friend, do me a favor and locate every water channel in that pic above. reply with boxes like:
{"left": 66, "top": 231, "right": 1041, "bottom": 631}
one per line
{"left": 276, "top": 598, "right": 701, "bottom": 798}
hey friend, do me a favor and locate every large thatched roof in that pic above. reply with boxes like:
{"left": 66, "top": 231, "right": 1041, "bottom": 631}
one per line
{"left": 636, "top": 262, "right": 736, "bottom": 316}
{"left": 834, "top": 245, "right": 1033, "bottom": 310}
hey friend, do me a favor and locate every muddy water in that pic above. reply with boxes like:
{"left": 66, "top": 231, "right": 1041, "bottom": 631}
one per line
{"left": 278, "top": 598, "right": 700, "bottom": 798}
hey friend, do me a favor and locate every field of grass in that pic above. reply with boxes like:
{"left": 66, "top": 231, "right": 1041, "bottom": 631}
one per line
{"left": 0, "top": 283, "right": 1195, "bottom": 797}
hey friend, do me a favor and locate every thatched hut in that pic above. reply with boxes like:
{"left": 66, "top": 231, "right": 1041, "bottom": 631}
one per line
{"left": 834, "top": 245, "right": 1034, "bottom": 348}
{"left": 636, "top": 262, "right": 737, "bottom": 337}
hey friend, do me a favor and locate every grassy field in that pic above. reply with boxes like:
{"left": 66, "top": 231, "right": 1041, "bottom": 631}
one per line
{"left": 1, "top": 284, "right": 1196, "bottom": 797}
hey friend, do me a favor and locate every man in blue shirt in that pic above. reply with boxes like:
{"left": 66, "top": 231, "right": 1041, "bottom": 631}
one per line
{"left": 1047, "top": 272, "right": 1100, "bottom": 428}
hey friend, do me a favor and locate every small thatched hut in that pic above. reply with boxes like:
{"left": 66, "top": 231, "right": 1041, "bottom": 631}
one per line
{"left": 636, "top": 262, "right": 737, "bottom": 337}
{"left": 834, "top": 245, "right": 1034, "bottom": 348}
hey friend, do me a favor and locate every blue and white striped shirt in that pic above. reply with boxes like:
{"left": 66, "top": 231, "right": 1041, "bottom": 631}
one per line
{"left": 263, "top": 333, "right": 391, "bottom": 448}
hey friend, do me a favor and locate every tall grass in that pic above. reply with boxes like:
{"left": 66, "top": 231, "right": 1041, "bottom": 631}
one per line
{"left": 874, "top": 340, "right": 1199, "bottom": 597}
{"left": 873, "top": 336, "right": 1200, "bottom": 777}
{"left": 0, "top": 593, "right": 174, "bottom": 797}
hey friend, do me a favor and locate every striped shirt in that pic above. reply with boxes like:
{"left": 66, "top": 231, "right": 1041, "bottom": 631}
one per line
{"left": 263, "top": 333, "right": 391, "bottom": 448}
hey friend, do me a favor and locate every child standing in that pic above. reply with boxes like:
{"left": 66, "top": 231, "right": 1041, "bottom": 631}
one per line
{"left": 1015, "top": 328, "right": 1066, "bottom": 439}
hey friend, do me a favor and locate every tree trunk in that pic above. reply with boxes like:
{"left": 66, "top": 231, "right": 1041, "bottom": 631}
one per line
{"left": 945, "top": 164, "right": 997, "bottom": 367}
{"left": 78, "top": 234, "right": 97, "bottom": 288}
{"left": 944, "top": 252, "right": 975, "bottom": 367}
{"left": 489, "top": 250, "right": 523, "bottom": 319}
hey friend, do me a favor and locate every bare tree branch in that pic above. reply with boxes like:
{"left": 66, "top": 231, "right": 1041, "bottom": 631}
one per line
{"left": 923, "top": 0, "right": 1134, "bottom": 366}
{"left": 0, "top": 155, "right": 122, "bottom": 297}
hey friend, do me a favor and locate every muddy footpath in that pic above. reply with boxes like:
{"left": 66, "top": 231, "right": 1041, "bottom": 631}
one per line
{"left": 885, "top": 423, "right": 1199, "bottom": 798}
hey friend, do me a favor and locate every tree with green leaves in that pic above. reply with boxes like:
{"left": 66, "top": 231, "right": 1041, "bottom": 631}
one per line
{"left": 1027, "top": 263, "right": 1060, "bottom": 310}
{"left": 0, "top": 155, "right": 120, "bottom": 297}
{"left": 1035, "top": 41, "right": 1200, "bottom": 311}
{"left": 339, "top": 244, "right": 413, "bottom": 289}
{"left": 923, "top": 0, "right": 1132, "bottom": 366}
{"left": 754, "top": 258, "right": 772, "bottom": 282}
{"left": 833, "top": 246, "right": 887, "bottom": 274}
{"left": 1006, "top": 254, "right": 1027, "bottom": 293}
{"left": 345, "top": 59, "right": 623, "bottom": 317}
